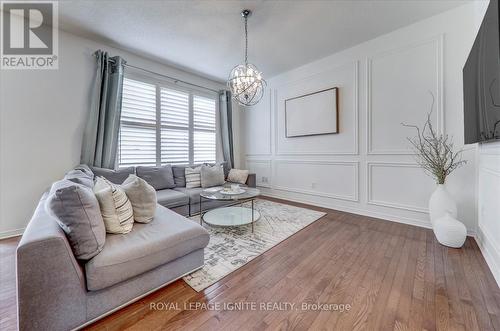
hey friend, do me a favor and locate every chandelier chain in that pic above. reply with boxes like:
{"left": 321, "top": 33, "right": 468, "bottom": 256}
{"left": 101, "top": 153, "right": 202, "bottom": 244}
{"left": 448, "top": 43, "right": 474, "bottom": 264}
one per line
{"left": 244, "top": 14, "right": 248, "bottom": 64}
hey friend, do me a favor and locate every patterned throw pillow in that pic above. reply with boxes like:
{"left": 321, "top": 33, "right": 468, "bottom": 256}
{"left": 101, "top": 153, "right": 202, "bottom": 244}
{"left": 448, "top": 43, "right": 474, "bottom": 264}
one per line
{"left": 185, "top": 166, "right": 201, "bottom": 188}
{"left": 228, "top": 169, "right": 249, "bottom": 184}
{"left": 93, "top": 177, "right": 134, "bottom": 234}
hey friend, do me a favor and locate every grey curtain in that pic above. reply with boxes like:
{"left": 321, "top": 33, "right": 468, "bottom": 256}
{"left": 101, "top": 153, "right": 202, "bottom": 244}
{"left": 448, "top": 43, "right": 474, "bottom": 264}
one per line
{"left": 81, "top": 50, "right": 126, "bottom": 169}
{"left": 219, "top": 90, "right": 234, "bottom": 169}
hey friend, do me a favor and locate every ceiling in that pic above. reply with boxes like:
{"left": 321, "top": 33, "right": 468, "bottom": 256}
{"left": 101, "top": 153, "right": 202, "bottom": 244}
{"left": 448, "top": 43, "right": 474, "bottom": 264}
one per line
{"left": 57, "top": 0, "right": 470, "bottom": 82}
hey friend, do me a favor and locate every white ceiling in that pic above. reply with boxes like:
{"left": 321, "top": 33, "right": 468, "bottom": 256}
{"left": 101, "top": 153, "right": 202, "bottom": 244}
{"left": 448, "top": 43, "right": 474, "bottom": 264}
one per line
{"left": 57, "top": 0, "right": 469, "bottom": 82}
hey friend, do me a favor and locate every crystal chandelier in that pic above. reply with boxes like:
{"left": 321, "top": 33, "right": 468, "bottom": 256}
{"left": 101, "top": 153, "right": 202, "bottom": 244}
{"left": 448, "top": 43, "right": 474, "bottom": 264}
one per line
{"left": 227, "top": 9, "right": 266, "bottom": 106}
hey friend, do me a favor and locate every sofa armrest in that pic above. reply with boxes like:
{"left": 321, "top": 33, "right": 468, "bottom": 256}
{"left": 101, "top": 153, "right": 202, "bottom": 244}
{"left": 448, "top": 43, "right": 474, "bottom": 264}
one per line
{"left": 246, "top": 173, "right": 256, "bottom": 188}
{"left": 17, "top": 239, "right": 87, "bottom": 330}
{"left": 17, "top": 197, "right": 87, "bottom": 331}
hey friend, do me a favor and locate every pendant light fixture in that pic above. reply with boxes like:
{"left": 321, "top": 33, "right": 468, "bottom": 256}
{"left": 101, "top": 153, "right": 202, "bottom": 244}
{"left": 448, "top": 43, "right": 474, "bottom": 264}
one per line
{"left": 227, "top": 9, "right": 266, "bottom": 106}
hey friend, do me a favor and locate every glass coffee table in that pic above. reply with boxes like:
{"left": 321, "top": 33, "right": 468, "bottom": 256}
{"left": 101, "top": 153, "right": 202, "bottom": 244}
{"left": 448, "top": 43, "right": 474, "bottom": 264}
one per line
{"left": 199, "top": 187, "right": 261, "bottom": 233}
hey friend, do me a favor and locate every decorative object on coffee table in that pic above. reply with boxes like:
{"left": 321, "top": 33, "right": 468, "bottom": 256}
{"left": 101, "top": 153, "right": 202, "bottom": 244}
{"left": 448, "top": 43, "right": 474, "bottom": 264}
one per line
{"left": 402, "top": 93, "right": 467, "bottom": 248}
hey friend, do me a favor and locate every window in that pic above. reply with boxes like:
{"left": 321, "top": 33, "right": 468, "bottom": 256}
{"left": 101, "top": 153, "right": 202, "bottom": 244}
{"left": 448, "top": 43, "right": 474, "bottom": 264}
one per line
{"left": 118, "top": 77, "right": 217, "bottom": 167}
{"left": 193, "top": 95, "right": 217, "bottom": 164}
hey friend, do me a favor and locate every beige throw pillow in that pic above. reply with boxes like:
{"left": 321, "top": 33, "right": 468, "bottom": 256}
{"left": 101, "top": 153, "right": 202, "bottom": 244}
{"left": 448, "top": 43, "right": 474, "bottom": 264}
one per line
{"left": 121, "top": 175, "right": 157, "bottom": 223}
{"left": 185, "top": 166, "right": 201, "bottom": 188}
{"left": 228, "top": 169, "right": 249, "bottom": 184}
{"left": 93, "top": 177, "right": 134, "bottom": 234}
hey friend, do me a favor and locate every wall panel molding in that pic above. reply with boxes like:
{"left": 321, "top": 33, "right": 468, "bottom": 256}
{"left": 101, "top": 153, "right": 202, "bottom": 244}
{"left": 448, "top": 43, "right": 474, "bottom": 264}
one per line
{"left": 245, "top": 159, "right": 272, "bottom": 188}
{"left": 480, "top": 142, "right": 500, "bottom": 155}
{"left": 366, "top": 35, "right": 444, "bottom": 155}
{"left": 367, "top": 162, "right": 431, "bottom": 213}
{"left": 245, "top": 88, "right": 273, "bottom": 157}
{"left": 261, "top": 189, "right": 433, "bottom": 230}
{"left": 271, "top": 159, "right": 359, "bottom": 202}
{"left": 274, "top": 61, "right": 359, "bottom": 156}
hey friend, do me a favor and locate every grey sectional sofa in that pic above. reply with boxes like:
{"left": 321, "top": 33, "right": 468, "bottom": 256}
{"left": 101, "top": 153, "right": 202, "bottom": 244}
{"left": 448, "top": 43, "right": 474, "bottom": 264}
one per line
{"left": 91, "top": 163, "right": 256, "bottom": 216}
{"left": 16, "top": 164, "right": 255, "bottom": 331}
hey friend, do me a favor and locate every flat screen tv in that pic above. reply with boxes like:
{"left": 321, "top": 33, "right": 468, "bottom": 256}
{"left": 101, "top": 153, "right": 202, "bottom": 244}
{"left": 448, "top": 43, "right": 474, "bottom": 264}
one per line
{"left": 463, "top": 0, "right": 500, "bottom": 144}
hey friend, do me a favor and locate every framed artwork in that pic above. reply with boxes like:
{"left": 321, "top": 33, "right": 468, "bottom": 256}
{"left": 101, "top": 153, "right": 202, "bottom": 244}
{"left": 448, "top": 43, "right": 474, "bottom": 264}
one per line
{"left": 285, "top": 87, "right": 339, "bottom": 138}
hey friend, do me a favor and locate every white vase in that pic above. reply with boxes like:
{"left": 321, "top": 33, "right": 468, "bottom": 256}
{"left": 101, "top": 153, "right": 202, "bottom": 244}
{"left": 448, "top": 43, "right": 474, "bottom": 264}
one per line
{"left": 433, "top": 213, "right": 467, "bottom": 248}
{"left": 428, "top": 184, "right": 457, "bottom": 226}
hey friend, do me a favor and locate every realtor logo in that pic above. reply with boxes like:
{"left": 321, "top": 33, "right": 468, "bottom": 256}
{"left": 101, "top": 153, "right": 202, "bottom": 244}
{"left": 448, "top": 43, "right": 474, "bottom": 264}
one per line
{"left": 1, "top": 1, "right": 58, "bottom": 69}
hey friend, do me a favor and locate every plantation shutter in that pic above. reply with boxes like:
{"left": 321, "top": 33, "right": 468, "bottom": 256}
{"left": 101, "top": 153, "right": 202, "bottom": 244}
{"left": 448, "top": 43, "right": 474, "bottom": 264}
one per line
{"left": 118, "top": 76, "right": 218, "bottom": 167}
{"left": 193, "top": 95, "right": 217, "bottom": 164}
{"left": 160, "top": 88, "right": 190, "bottom": 165}
{"left": 118, "top": 78, "right": 157, "bottom": 167}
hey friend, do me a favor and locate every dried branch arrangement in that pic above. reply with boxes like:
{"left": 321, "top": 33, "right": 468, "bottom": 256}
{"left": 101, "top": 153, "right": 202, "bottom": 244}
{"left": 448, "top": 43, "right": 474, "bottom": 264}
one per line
{"left": 402, "top": 93, "right": 466, "bottom": 184}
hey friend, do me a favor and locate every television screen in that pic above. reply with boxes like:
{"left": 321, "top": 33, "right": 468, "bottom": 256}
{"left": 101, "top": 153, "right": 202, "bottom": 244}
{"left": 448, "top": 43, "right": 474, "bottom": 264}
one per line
{"left": 463, "top": 0, "right": 500, "bottom": 144}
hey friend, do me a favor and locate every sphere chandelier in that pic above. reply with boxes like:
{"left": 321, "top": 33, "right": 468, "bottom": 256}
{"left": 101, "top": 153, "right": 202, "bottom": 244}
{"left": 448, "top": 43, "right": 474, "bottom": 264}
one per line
{"left": 227, "top": 9, "right": 266, "bottom": 106}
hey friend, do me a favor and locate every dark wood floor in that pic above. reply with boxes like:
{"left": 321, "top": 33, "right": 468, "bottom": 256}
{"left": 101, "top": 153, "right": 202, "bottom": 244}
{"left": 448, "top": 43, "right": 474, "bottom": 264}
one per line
{"left": 1, "top": 197, "right": 500, "bottom": 331}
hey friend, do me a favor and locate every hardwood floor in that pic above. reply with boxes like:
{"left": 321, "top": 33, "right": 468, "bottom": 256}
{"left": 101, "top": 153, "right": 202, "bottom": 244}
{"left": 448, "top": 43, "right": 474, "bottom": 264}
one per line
{"left": 1, "top": 197, "right": 500, "bottom": 330}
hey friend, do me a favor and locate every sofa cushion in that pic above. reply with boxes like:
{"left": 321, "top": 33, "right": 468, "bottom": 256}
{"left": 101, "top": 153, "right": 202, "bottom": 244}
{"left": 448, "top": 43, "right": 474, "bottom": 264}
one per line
{"left": 156, "top": 189, "right": 189, "bottom": 208}
{"left": 93, "top": 177, "right": 134, "bottom": 234}
{"left": 136, "top": 165, "right": 175, "bottom": 190}
{"left": 200, "top": 164, "right": 225, "bottom": 188}
{"left": 173, "top": 187, "right": 205, "bottom": 204}
{"left": 91, "top": 166, "right": 134, "bottom": 184}
{"left": 85, "top": 205, "right": 209, "bottom": 291}
{"left": 172, "top": 165, "right": 187, "bottom": 187}
{"left": 64, "top": 169, "right": 94, "bottom": 188}
{"left": 121, "top": 175, "right": 157, "bottom": 223}
{"left": 45, "top": 180, "right": 105, "bottom": 260}
{"left": 206, "top": 161, "right": 230, "bottom": 179}
{"left": 74, "top": 164, "right": 94, "bottom": 179}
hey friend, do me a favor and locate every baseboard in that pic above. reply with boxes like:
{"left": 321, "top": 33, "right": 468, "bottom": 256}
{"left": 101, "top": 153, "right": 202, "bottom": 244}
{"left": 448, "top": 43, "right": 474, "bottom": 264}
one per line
{"left": 261, "top": 190, "right": 476, "bottom": 236}
{"left": 474, "top": 226, "right": 500, "bottom": 287}
{"left": 262, "top": 191, "right": 431, "bottom": 227}
{"left": 0, "top": 227, "right": 24, "bottom": 240}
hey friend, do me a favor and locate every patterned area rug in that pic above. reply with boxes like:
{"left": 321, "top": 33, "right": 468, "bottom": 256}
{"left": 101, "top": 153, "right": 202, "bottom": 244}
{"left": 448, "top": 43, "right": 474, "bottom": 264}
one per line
{"left": 183, "top": 199, "right": 326, "bottom": 292}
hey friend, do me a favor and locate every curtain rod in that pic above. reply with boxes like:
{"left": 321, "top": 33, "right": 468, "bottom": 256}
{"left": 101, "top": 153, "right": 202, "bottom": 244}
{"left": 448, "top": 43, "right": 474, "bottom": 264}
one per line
{"left": 101, "top": 53, "right": 221, "bottom": 93}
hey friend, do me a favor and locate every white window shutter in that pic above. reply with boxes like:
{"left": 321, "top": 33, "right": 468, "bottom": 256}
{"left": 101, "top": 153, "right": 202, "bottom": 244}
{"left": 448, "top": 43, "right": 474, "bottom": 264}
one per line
{"left": 193, "top": 95, "right": 217, "bottom": 164}
{"left": 118, "top": 77, "right": 218, "bottom": 167}
{"left": 118, "top": 78, "right": 157, "bottom": 167}
{"left": 160, "top": 88, "right": 190, "bottom": 164}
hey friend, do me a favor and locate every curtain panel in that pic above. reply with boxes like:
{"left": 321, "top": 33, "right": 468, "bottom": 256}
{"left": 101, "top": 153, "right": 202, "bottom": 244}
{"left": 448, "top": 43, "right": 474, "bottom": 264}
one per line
{"left": 81, "top": 50, "right": 126, "bottom": 169}
{"left": 219, "top": 90, "right": 234, "bottom": 169}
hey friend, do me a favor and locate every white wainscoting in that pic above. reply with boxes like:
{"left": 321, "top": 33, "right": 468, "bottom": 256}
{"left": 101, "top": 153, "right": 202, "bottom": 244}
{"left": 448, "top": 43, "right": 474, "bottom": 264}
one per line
{"left": 241, "top": 5, "right": 482, "bottom": 238}
{"left": 271, "top": 160, "right": 359, "bottom": 202}
{"left": 243, "top": 87, "right": 273, "bottom": 157}
{"left": 476, "top": 143, "right": 500, "bottom": 285}
{"left": 274, "top": 61, "right": 359, "bottom": 156}
{"left": 367, "top": 162, "right": 436, "bottom": 213}
{"left": 367, "top": 35, "right": 443, "bottom": 155}
{"left": 246, "top": 159, "right": 272, "bottom": 188}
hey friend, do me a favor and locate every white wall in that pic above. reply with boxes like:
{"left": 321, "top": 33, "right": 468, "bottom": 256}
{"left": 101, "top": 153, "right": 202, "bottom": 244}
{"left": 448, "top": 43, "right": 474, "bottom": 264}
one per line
{"left": 0, "top": 24, "right": 225, "bottom": 238}
{"left": 242, "top": 2, "right": 488, "bottom": 233}
{"left": 475, "top": 141, "right": 500, "bottom": 284}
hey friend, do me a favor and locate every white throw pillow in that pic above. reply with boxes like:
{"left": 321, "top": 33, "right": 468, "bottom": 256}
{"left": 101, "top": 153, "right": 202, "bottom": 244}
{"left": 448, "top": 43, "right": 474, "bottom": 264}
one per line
{"left": 228, "top": 169, "right": 249, "bottom": 184}
{"left": 185, "top": 166, "right": 201, "bottom": 188}
{"left": 121, "top": 175, "right": 157, "bottom": 223}
{"left": 93, "top": 177, "right": 134, "bottom": 234}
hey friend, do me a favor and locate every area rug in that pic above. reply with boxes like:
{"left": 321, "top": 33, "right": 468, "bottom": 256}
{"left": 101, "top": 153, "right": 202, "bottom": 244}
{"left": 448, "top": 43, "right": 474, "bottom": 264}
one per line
{"left": 183, "top": 199, "right": 326, "bottom": 292}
